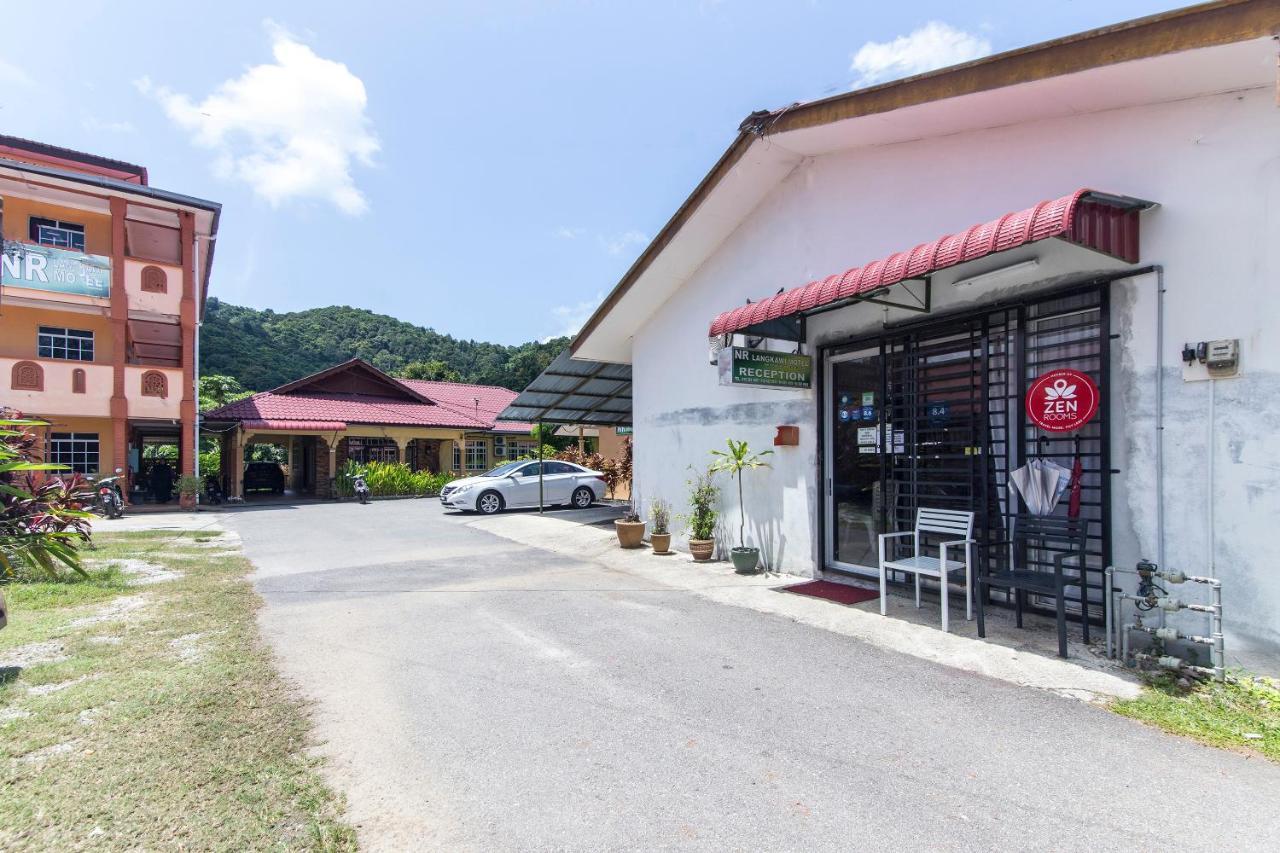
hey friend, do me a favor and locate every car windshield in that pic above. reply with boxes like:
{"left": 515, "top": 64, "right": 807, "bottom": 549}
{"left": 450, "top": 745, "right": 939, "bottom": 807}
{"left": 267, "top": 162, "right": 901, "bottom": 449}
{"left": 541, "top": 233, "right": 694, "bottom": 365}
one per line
{"left": 483, "top": 461, "right": 526, "bottom": 478}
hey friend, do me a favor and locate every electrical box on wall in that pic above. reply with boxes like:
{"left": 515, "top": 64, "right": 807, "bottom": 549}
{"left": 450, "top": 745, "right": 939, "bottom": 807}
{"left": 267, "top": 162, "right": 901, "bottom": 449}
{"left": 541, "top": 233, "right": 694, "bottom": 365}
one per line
{"left": 1182, "top": 338, "right": 1240, "bottom": 381}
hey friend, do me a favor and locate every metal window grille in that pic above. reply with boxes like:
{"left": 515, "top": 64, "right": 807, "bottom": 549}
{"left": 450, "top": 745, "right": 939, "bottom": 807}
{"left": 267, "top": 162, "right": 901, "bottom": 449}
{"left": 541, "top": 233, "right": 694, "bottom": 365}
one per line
{"left": 38, "top": 326, "right": 95, "bottom": 362}
{"left": 48, "top": 432, "right": 100, "bottom": 475}
{"left": 465, "top": 440, "right": 487, "bottom": 470}
{"left": 30, "top": 218, "right": 86, "bottom": 251}
{"left": 346, "top": 437, "right": 398, "bottom": 465}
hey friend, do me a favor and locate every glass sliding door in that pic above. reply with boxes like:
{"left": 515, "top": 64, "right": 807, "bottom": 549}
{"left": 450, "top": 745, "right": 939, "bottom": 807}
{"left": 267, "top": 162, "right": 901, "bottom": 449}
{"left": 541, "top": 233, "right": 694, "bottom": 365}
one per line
{"left": 825, "top": 347, "right": 885, "bottom": 573}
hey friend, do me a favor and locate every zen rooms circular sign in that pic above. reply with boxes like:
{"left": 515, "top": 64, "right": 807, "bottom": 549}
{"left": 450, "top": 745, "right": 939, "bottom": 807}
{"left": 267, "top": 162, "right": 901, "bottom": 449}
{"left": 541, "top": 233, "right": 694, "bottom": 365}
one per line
{"left": 1025, "top": 368, "right": 1100, "bottom": 433}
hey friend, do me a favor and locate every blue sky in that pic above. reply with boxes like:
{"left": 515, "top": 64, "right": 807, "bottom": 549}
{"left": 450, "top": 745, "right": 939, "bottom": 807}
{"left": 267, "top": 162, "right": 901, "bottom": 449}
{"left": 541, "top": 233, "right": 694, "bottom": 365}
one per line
{"left": 0, "top": 1, "right": 1175, "bottom": 345}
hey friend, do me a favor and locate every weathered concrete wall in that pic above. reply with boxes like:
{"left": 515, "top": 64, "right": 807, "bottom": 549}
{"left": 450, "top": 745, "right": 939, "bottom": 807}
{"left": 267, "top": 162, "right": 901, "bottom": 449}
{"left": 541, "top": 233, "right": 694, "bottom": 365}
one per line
{"left": 632, "top": 84, "right": 1280, "bottom": 658}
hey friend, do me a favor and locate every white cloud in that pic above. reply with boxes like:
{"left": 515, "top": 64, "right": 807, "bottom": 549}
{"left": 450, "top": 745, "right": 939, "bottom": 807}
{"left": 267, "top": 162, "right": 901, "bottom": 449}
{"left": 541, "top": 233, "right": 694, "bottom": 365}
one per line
{"left": 601, "top": 230, "right": 648, "bottom": 257}
{"left": 545, "top": 294, "right": 603, "bottom": 341}
{"left": 555, "top": 226, "right": 586, "bottom": 239}
{"left": 0, "top": 58, "right": 29, "bottom": 87}
{"left": 851, "top": 22, "right": 991, "bottom": 88}
{"left": 82, "top": 116, "right": 136, "bottom": 134}
{"left": 138, "top": 22, "right": 378, "bottom": 215}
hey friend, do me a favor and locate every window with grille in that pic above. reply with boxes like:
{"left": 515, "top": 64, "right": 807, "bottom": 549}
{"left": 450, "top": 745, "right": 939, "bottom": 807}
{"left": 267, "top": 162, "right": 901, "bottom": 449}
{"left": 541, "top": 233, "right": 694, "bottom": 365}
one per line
{"left": 465, "top": 440, "right": 487, "bottom": 470}
{"left": 38, "top": 326, "right": 95, "bottom": 361}
{"left": 346, "top": 437, "right": 398, "bottom": 465}
{"left": 48, "top": 433, "right": 99, "bottom": 474}
{"left": 452, "top": 443, "right": 461, "bottom": 470}
{"left": 29, "top": 217, "right": 86, "bottom": 251}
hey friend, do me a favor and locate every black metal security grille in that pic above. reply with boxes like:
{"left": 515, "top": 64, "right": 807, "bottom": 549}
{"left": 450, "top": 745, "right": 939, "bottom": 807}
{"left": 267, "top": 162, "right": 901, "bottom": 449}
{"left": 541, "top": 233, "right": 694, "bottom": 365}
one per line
{"left": 826, "top": 284, "right": 1109, "bottom": 620}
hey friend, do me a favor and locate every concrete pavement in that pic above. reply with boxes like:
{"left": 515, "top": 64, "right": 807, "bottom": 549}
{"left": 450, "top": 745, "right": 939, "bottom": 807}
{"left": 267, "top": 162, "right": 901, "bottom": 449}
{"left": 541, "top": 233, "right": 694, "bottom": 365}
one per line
{"left": 222, "top": 500, "right": 1280, "bottom": 852}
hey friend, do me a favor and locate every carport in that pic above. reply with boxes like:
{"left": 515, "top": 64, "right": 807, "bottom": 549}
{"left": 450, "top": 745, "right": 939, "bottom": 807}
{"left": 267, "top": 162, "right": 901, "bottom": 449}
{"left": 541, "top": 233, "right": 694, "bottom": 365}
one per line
{"left": 497, "top": 349, "right": 632, "bottom": 512}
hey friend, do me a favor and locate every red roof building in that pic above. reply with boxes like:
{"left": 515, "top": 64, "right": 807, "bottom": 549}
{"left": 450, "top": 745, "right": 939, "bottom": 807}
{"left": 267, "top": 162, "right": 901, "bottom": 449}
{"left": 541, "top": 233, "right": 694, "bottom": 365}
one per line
{"left": 203, "top": 359, "right": 535, "bottom": 499}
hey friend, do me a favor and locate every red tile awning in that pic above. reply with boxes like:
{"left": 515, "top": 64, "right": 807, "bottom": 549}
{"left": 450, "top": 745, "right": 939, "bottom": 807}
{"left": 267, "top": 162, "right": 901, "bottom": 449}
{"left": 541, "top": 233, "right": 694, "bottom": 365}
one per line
{"left": 241, "top": 419, "right": 347, "bottom": 432}
{"left": 708, "top": 189, "right": 1150, "bottom": 338}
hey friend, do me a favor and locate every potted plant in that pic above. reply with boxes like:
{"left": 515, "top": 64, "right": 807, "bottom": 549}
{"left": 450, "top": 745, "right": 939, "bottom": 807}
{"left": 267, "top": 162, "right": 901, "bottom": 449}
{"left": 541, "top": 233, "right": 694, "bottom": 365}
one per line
{"left": 680, "top": 468, "right": 720, "bottom": 562}
{"left": 176, "top": 474, "right": 201, "bottom": 510}
{"left": 614, "top": 493, "right": 645, "bottom": 548}
{"left": 649, "top": 499, "right": 672, "bottom": 555}
{"left": 709, "top": 439, "right": 773, "bottom": 573}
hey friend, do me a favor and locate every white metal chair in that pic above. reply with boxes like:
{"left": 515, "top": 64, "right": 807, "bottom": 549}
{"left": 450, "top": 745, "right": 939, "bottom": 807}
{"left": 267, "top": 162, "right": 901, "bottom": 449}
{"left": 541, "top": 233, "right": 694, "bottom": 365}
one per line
{"left": 878, "top": 508, "right": 975, "bottom": 632}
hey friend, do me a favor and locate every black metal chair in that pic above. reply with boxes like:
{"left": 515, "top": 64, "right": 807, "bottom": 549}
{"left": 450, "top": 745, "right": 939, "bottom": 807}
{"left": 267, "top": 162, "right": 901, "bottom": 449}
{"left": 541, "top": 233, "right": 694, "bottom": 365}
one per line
{"left": 975, "top": 516, "right": 1090, "bottom": 658}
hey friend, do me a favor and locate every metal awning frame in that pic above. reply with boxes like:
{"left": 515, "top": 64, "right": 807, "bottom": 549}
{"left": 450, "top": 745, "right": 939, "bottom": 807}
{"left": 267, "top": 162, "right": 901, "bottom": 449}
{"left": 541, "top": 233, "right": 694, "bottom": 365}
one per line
{"left": 732, "top": 277, "right": 933, "bottom": 343}
{"left": 497, "top": 349, "right": 632, "bottom": 427}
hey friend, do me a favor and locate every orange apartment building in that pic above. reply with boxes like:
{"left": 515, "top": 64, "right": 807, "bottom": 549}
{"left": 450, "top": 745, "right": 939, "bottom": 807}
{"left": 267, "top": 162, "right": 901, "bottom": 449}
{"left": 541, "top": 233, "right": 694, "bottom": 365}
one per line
{"left": 0, "top": 136, "right": 220, "bottom": 501}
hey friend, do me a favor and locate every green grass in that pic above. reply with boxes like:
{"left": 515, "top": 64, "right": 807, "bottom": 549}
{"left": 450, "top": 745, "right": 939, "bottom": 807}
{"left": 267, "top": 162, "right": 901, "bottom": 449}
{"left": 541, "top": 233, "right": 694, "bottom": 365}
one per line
{"left": 0, "top": 530, "right": 357, "bottom": 851}
{"left": 1112, "top": 673, "right": 1280, "bottom": 762}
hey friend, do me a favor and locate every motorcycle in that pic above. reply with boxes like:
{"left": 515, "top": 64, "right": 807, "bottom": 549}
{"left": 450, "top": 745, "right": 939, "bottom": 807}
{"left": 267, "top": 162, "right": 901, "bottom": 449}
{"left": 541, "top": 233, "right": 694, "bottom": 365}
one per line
{"left": 204, "top": 476, "right": 224, "bottom": 506}
{"left": 92, "top": 468, "right": 126, "bottom": 519}
{"left": 353, "top": 471, "right": 371, "bottom": 505}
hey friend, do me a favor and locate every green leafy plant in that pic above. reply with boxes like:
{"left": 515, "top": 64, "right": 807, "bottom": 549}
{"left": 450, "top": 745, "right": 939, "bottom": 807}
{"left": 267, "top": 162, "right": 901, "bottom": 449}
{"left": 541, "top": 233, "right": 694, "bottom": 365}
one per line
{"left": 649, "top": 499, "right": 671, "bottom": 535}
{"left": 1, "top": 417, "right": 93, "bottom": 580}
{"left": 708, "top": 439, "right": 772, "bottom": 549}
{"left": 176, "top": 475, "right": 202, "bottom": 496}
{"left": 334, "top": 460, "right": 456, "bottom": 498}
{"left": 679, "top": 468, "right": 720, "bottom": 541}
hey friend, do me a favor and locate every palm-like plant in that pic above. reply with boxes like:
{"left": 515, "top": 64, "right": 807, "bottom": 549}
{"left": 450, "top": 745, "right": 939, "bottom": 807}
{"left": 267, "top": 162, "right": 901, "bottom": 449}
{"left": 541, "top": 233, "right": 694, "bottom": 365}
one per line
{"left": 708, "top": 439, "right": 772, "bottom": 550}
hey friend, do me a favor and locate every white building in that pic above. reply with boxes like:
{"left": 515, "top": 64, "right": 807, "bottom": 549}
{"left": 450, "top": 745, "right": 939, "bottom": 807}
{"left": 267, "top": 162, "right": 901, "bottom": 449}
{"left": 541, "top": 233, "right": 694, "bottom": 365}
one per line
{"left": 570, "top": 2, "right": 1280, "bottom": 664}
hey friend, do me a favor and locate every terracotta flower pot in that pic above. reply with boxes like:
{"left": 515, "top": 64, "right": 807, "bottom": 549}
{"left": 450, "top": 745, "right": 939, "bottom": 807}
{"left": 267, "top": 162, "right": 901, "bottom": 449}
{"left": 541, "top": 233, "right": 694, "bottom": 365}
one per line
{"left": 615, "top": 519, "right": 646, "bottom": 549}
{"left": 688, "top": 538, "right": 715, "bottom": 562}
{"left": 650, "top": 532, "right": 672, "bottom": 554}
{"left": 179, "top": 493, "right": 197, "bottom": 510}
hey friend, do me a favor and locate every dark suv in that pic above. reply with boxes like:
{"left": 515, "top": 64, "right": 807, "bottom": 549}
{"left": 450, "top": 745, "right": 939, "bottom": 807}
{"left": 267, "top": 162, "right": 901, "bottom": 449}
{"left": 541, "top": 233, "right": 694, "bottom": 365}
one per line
{"left": 243, "top": 461, "right": 286, "bottom": 495}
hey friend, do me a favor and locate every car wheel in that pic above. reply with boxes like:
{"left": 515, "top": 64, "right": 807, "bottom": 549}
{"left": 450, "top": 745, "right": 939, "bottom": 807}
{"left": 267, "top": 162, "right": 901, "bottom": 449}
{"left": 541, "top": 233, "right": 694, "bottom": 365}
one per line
{"left": 476, "top": 491, "right": 504, "bottom": 515}
{"left": 571, "top": 486, "right": 594, "bottom": 509}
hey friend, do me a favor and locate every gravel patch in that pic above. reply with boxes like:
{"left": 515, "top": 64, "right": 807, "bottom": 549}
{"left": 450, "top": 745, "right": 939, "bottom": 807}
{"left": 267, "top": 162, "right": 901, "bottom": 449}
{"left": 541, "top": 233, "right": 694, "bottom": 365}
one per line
{"left": 85, "top": 635, "right": 122, "bottom": 646}
{"left": 0, "top": 707, "right": 31, "bottom": 723}
{"left": 27, "top": 675, "right": 98, "bottom": 696}
{"left": 17, "top": 739, "right": 80, "bottom": 763}
{"left": 67, "top": 594, "right": 148, "bottom": 629}
{"left": 169, "top": 632, "right": 207, "bottom": 664}
{"left": 0, "top": 641, "right": 67, "bottom": 669}
{"left": 86, "top": 558, "right": 181, "bottom": 586}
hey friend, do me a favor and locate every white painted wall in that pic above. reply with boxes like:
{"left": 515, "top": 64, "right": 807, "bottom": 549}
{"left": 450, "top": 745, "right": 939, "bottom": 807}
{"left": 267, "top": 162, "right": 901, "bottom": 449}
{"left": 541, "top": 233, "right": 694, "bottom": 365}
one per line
{"left": 631, "top": 84, "right": 1280, "bottom": 661}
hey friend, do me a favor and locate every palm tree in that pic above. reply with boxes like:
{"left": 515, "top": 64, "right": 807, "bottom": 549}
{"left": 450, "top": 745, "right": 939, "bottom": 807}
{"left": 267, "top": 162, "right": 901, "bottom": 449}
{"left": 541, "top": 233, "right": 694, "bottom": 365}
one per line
{"left": 709, "top": 439, "right": 772, "bottom": 550}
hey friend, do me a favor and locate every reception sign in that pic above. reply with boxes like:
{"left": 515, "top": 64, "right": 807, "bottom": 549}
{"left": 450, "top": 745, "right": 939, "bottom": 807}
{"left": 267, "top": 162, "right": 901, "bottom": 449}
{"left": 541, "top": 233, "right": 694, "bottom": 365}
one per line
{"left": 1, "top": 243, "right": 111, "bottom": 298}
{"left": 718, "top": 347, "right": 812, "bottom": 389}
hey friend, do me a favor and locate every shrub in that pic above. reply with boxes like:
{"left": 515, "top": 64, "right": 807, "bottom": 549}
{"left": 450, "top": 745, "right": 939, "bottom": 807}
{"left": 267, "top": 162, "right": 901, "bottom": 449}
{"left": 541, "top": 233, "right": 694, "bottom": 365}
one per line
{"left": 334, "top": 460, "right": 456, "bottom": 498}
{"left": 555, "top": 445, "right": 624, "bottom": 498}
{"left": 649, "top": 498, "right": 671, "bottom": 535}
{"left": 678, "top": 468, "right": 720, "bottom": 541}
{"left": 1, "top": 416, "right": 94, "bottom": 579}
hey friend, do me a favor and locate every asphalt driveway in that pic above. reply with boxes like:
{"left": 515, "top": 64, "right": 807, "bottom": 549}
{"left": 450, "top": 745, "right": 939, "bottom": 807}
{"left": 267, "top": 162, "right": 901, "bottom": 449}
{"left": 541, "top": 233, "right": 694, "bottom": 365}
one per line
{"left": 222, "top": 500, "right": 1280, "bottom": 852}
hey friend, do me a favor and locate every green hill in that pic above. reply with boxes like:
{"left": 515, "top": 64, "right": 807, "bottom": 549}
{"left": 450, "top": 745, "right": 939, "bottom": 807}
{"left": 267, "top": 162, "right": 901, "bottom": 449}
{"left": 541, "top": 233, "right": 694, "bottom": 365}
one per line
{"left": 199, "top": 298, "right": 567, "bottom": 392}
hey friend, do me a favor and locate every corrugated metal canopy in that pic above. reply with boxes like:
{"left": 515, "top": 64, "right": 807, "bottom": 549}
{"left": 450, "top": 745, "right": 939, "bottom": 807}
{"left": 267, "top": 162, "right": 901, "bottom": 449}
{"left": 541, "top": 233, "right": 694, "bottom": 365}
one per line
{"left": 708, "top": 189, "right": 1154, "bottom": 338}
{"left": 497, "top": 349, "right": 632, "bottom": 426}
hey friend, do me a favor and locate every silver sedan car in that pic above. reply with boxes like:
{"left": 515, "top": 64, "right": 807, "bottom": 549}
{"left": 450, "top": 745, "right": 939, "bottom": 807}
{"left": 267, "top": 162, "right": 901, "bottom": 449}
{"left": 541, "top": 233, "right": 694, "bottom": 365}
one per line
{"left": 440, "top": 460, "right": 606, "bottom": 514}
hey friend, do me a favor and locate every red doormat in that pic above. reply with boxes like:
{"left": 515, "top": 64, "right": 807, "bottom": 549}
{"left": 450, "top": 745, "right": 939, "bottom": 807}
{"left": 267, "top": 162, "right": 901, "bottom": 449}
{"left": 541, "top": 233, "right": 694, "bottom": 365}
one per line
{"left": 778, "top": 580, "right": 878, "bottom": 606}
